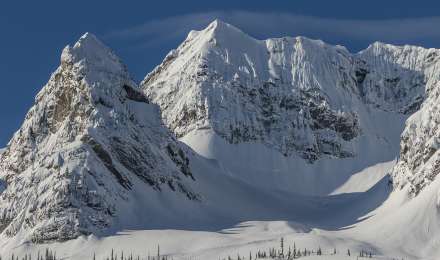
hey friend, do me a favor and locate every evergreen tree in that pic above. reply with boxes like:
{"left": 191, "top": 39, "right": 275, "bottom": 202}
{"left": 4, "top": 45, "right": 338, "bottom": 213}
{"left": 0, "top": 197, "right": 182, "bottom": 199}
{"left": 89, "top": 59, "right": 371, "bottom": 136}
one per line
{"left": 157, "top": 245, "right": 160, "bottom": 260}
{"left": 280, "top": 237, "right": 284, "bottom": 256}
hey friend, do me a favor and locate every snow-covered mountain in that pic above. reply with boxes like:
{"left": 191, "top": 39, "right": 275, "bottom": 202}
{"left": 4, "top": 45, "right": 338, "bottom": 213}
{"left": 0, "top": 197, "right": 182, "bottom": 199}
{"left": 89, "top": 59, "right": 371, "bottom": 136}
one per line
{"left": 142, "top": 21, "right": 429, "bottom": 161}
{"left": 141, "top": 20, "right": 440, "bottom": 195}
{"left": 2, "top": 19, "right": 440, "bottom": 260}
{"left": 142, "top": 20, "right": 363, "bottom": 161}
{"left": 0, "top": 33, "right": 198, "bottom": 243}
{"left": 141, "top": 20, "right": 434, "bottom": 160}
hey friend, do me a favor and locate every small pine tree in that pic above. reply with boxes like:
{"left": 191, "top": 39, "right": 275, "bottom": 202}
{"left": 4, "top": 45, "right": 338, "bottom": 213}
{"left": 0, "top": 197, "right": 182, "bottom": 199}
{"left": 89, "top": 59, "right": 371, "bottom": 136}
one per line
{"left": 157, "top": 245, "right": 160, "bottom": 260}
{"left": 280, "top": 237, "right": 284, "bottom": 256}
{"left": 293, "top": 242, "right": 296, "bottom": 258}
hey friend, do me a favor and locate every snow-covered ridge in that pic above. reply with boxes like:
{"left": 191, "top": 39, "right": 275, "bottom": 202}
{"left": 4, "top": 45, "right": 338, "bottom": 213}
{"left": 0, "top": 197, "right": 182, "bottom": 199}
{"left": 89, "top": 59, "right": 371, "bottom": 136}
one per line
{"left": 357, "top": 40, "right": 440, "bottom": 195}
{"left": 142, "top": 20, "right": 439, "bottom": 162}
{"left": 392, "top": 68, "right": 440, "bottom": 195}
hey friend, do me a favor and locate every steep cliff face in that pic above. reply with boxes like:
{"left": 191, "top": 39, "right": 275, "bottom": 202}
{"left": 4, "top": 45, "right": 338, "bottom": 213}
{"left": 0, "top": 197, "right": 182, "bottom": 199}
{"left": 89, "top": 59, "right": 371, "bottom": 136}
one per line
{"left": 141, "top": 20, "right": 435, "bottom": 162}
{"left": 358, "top": 42, "right": 440, "bottom": 197}
{"left": 357, "top": 42, "right": 436, "bottom": 114}
{"left": 391, "top": 68, "right": 440, "bottom": 195}
{"left": 0, "top": 33, "right": 197, "bottom": 242}
{"left": 357, "top": 42, "right": 440, "bottom": 196}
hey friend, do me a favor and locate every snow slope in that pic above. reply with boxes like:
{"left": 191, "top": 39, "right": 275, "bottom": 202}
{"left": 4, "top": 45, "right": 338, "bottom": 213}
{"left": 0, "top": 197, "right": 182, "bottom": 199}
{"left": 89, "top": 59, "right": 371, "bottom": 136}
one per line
{"left": 331, "top": 160, "right": 395, "bottom": 195}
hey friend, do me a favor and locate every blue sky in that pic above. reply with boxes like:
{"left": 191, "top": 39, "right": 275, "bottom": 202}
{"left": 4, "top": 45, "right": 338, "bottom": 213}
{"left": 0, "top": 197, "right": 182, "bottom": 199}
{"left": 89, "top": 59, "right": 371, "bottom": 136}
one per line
{"left": 1, "top": 0, "right": 440, "bottom": 147}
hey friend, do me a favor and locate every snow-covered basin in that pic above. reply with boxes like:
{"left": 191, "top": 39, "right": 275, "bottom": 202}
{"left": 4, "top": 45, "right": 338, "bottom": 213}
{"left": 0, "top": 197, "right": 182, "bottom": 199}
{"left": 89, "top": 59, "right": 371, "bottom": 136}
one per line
{"left": 181, "top": 125, "right": 400, "bottom": 196}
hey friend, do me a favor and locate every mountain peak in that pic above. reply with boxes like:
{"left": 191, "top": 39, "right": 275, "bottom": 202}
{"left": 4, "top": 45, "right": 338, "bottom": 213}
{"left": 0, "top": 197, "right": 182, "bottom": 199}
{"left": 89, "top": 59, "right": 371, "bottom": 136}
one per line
{"left": 361, "top": 40, "right": 434, "bottom": 56}
{"left": 208, "top": 19, "right": 235, "bottom": 31}
{"left": 191, "top": 19, "right": 256, "bottom": 45}
{"left": 75, "top": 32, "right": 104, "bottom": 50}
{"left": 209, "top": 18, "right": 226, "bottom": 27}
{"left": 61, "top": 32, "right": 126, "bottom": 76}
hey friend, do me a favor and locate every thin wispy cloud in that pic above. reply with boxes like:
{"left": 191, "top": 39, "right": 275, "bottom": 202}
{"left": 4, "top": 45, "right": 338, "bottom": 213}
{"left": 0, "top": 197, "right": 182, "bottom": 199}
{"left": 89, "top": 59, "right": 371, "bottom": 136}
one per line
{"left": 106, "top": 11, "right": 440, "bottom": 51}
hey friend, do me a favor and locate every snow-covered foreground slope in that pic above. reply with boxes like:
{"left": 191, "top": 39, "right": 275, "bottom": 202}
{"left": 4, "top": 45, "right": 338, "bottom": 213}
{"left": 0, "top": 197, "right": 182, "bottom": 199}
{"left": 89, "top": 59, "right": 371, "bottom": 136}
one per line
{"left": 2, "top": 20, "right": 440, "bottom": 260}
{"left": 0, "top": 173, "right": 406, "bottom": 259}
{"left": 3, "top": 175, "right": 437, "bottom": 260}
